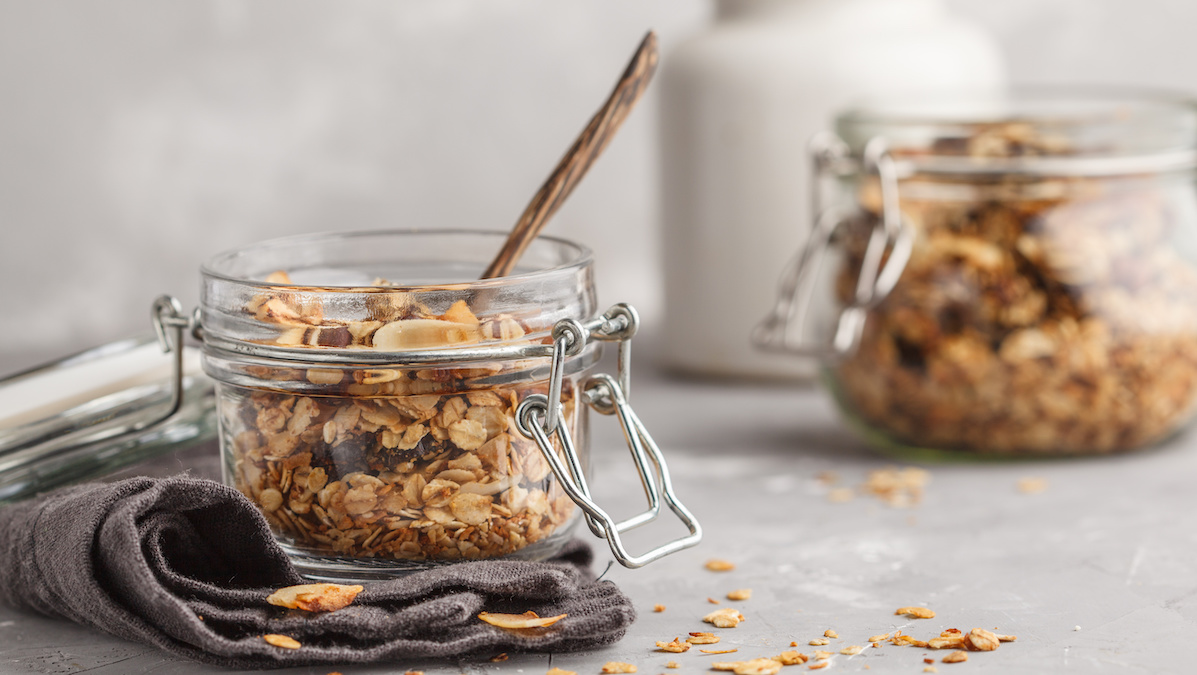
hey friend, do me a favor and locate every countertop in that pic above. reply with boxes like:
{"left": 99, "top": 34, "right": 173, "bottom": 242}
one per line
{"left": 2, "top": 354, "right": 1195, "bottom": 674}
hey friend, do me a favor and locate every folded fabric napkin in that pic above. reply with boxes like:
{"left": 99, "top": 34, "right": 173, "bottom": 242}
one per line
{"left": 0, "top": 476, "right": 635, "bottom": 669}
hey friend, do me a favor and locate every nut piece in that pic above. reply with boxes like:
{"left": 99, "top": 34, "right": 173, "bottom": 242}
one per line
{"left": 665, "top": 662, "right": 680, "bottom": 669}
{"left": 705, "top": 559, "right": 736, "bottom": 572}
{"left": 895, "top": 606, "right": 936, "bottom": 619}
{"left": 701, "top": 649, "right": 739, "bottom": 655}
{"left": 727, "top": 589, "right": 752, "bottom": 601}
{"left": 656, "top": 638, "right": 690, "bottom": 653}
{"left": 868, "top": 633, "right": 891, "bottom": 642}
{"left": 547, "top": 669, "right": 577, "bottom": 675}
{"left": 266, "top": 583, "right": 364, "bottom": 613}
{"left": 964, "top": 628, "right": 1000, "bottom": 651}
{"left": 711, "top": 659, "right": 783, "bottom": 675}
{"left": 808, "top": 639, "right": 829, "bottom": 646}
{"left": 823, "top": 630, "right": 838, "bottom": 639}
{"left": 703, "top": 608, "right": 745, "bottom": 628}
{"left": 942, "top": 651, "right": 968, "bottom": 664}
{"left": 262, "top": 634, "right": 301, "bottom": 649}
{"left": 840, "top": 646, "right": 863, "bottom": 656}
{"left": 601, "top": 662, "right": 637, "bottom": 674}
{"left": 477, "top": 611, "right": 567, "bottom": 629}
{"left": 654, "top": 604, "right": 666, "bottom": 613}
{"left": 686, "top": 632, "right": 720, "bottom": 645}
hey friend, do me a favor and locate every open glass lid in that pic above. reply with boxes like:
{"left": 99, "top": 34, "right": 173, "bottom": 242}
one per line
{"left": 0, "top": 326, "right": 215, "bottom": 504}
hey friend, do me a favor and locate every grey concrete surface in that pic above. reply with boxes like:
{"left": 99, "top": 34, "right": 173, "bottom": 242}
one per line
{"left": 2, "top": 366, "right": 1195, "bottom": 674}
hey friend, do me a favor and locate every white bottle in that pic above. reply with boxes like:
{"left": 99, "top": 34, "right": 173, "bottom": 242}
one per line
{"left": 659, "top": 0, "right": 1006, "bottom": 379}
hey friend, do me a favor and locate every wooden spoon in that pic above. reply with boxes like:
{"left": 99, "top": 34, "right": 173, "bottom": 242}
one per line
{"left": 481, "top": 31, "right": 659, "bottom": 279}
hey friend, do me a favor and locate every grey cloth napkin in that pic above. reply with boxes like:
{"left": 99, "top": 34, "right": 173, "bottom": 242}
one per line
{"left": 0, "top": 476, "right": 635, "bottom": 669}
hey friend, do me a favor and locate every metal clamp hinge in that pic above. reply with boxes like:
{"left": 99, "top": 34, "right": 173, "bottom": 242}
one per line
{"left": 516, "top": 304, "right": 702, "bottom": 568}
{"left": 754, "top": 134, "right": 913, "bottom": 360}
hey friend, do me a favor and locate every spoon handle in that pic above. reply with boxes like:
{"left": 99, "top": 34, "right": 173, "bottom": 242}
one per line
{"left": 481, "top": 31, "right": 659, "bottom": 280}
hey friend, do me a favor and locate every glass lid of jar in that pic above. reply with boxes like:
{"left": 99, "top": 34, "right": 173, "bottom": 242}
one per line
{"left": 0, "top": 315, "right": 215, "bottom": 505}
{"left": 835, "top": 86, "right": 1197, "bottom": 177}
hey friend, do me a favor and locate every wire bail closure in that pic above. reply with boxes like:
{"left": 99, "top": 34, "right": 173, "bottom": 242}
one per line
{"left": 754, "top": 133, "right": 913, "bottom": 359}
{"left": 516, "top": 304, "right": 703, "bottom": 568}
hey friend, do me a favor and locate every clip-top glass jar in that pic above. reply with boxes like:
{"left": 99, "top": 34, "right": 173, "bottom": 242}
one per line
{"left": 195, "top": 230, "right": 699, "bottom": 579}
{"left": 759, "top": 89, "right": 1197, "bottom": 458}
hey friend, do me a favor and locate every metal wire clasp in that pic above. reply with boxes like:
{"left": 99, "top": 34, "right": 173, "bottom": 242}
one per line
{"left": 516, "top": 304, "right": 702, "bottom": 568}
{"left": 754, "top": 133, "right": 913, "bottom": 359}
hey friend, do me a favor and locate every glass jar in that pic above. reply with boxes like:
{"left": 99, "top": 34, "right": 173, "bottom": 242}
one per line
{"left": 758, "top": 89, "right": 1197, "bottom": 457}
{"left": 199, "top": 230, "right": 700, "bottom": 579}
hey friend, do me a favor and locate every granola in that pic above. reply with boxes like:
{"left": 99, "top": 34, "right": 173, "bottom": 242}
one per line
{"left": 222, "top": 278, "right": 582, "bottom": 562}
{"left": 835, "top": 123, "right": 1197, "bottom": 455}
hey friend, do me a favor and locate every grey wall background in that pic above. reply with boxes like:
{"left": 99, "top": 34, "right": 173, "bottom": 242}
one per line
{"left": 2, "top": 0, "right": 1197, "bottom": 367}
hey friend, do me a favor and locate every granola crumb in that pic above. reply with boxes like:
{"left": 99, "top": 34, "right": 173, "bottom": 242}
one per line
{"left": 601, "top": 663, "right": 637, "bottom": 674}
{"left": 827, "top": 487, "right": 855, "bottom": 503}
{"left": 547, "top": 669, "right": 576, "bottom": 675}
{"left": 1017, "top": 477, "right": 1048, "bottom": 494}
{"left": 708, "top": 597, "right": 721, "bottom": 604}
{"left": 823, "top": 629, "right": 838, "bottom": 639}
{"left": 790, "top": 641, "right": 798, "bottom": 648}
{"left": 687, "top": 632, "right": 720, "bottom": 645}
{"left": 924, "top": 668, "right": 938, "bottom": 674}
{"left": 840, "top": 646, "right": 863, "bottom": 656}
{"left": 653, "top": 604, "right": 666, "bottom": 613}
{"left": 705, "top": 559, "right": 736, "bottom": 572}
{"left": 656, "top": 638, "right": 690, "bottom": 653}
{"left": 728, "top": 589, "right": 752, "bottom": 601}
{"left": 807, "top": 663, "right": 828, "bottom": 671}
{"left": 868, "top": 633, "right": 891, "bottom": 642}
{"left": 701, "top": 649, "right": 739, "bottom": 655}
{"left": 895, "top": 606, "right": 935, "bottom": 619}
{"left": 812, "top": 651, "right": 832, "bottom": 660}
{"left": 965, "top": 628, "right": 1000, "bottom": 651}
{"left": 703, "top": 608, "right": 745, "bottom": 628}
{"left": 490, "top": 653, "right": 508, "bottom": 662}
{"left": 775, "top": 651, "right": 808, "bottom": 665}
{"left": 711, "top": 659, "right": 782, "bottom": 675}
{"left": 808, "top": 638, "right": 829, "bottom": 646}
{"left": 942, "top": 651, "right": 968, "bottom": 664}
{"left": 665, "top": 662, "right": 680, "bottom": 669}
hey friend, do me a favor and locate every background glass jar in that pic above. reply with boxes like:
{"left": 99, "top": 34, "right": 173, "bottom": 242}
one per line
{"left": 759, "top": 89, "right": 1197, "bottom": 457}
{"left": 201, "top": 230, "right": 607, "bottom": 578}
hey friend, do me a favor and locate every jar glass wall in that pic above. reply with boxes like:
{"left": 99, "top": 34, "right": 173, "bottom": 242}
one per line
{"left": 825, "top": 90, "right": 1197, "bottom": 457}
{"left": 200, "top": 230, "right": 599, "bottom": 578}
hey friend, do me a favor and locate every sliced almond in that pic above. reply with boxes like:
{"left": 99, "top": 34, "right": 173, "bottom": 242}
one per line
{"left": 266, "top": 583, "right": 364, "bottom": 612}
{"left": 477, "top": 610, "right": 567, "bottom": 629}
{"left": 262, "top": 634, "right": 301, "bottom": 649}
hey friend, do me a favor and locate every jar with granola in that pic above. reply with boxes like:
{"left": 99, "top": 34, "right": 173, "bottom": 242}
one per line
{"left": 758, "top": 89, "right": 1197, "bottom": 457}
{"left": 200, "top": 230, "right": 699, "bottom": 579}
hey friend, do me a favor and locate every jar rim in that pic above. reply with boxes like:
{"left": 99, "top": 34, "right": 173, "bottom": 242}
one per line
{"left": 835, "top": 85, "right": 1197, "bottom": 176}
{"left": 201, "top": 228, "right": 594, "bottom": 290}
